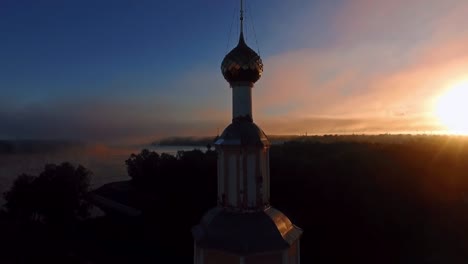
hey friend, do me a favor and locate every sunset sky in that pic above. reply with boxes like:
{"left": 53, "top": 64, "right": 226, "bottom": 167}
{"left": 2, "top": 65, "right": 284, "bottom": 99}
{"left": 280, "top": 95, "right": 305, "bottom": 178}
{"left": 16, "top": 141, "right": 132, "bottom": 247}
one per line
{"left": 2, "top": 0, "right": 468, "bottom": 143}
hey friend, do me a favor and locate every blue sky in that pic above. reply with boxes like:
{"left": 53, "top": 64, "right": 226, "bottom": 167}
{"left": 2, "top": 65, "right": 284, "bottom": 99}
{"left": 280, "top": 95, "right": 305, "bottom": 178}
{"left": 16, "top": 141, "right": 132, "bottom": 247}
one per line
{"left": 1, "top": 0, "right": 468, "bottom": 142}
{"left": 1, "top": 0, "right": 339, "bottom": 100}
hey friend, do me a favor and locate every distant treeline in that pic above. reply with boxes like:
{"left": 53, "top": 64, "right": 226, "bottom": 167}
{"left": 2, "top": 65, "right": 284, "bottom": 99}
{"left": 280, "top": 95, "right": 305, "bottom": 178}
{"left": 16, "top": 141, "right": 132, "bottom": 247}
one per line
{"left": 270, "top": 137, "right": 468, "bottom": 263}
{"left": 154, "top": 136, "right": 217, "bottom": 146}
{"left": 155, "top": 133, "right": 468, "bottom": 146}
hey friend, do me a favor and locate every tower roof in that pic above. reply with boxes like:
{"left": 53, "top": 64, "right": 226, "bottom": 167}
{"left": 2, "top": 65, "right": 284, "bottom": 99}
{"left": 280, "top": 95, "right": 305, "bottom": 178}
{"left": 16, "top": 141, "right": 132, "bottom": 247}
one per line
{"left": 221, "top": 33, "right": 263, "bottom": 84}
{"left": 215, "top": 120, "right": 270, "bottom": 147}
{"left": 221, "top": 0, "right": 263, "bottom": 84}
{"left": 192, "top": 207, "right": 302, "bottom": 255}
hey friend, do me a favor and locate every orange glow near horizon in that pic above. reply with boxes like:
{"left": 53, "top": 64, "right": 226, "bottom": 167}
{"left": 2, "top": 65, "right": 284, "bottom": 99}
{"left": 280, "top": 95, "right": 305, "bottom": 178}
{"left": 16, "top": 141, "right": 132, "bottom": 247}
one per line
{"left": 435, "top": 81, "right": 468, "bottom": 135}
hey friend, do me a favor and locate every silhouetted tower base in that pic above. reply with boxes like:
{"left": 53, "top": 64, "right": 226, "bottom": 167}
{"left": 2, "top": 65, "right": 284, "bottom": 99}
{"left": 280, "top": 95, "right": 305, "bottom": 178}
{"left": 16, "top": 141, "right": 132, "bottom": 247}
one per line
{"left": 193, "top": 206, "right": 301, "bottom": 264}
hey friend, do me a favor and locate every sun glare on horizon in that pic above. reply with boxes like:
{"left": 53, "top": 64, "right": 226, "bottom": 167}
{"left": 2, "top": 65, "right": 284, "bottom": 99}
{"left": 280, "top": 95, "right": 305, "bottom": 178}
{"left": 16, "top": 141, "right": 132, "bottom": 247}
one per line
{"left": 435, "top": 81, "right": 468, "bottom": 134}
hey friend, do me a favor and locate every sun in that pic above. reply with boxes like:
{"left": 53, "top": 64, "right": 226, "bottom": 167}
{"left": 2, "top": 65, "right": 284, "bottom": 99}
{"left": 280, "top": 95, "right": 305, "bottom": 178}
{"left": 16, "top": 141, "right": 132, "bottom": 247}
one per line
{"left": 435, "top": 81, "right": 468, "bottom": 134}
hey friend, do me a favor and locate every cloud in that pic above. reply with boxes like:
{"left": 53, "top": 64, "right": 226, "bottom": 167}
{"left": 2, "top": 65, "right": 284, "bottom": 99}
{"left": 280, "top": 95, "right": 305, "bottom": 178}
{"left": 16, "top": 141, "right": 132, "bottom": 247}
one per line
{"left": 258, "top": 115, "right": 439, "bottom": 136}
{"left": 3, "top": 0, "right": 468, "bottom": 142}
{"left": 0, "top": 98, "right": 220, "bottom": 143}
{"left": 331, "top": 0, "right": 467, "bottom": 45}
{"left": 251, "top": 0, "right": 468, "bottom": 131}
{"left": 3, "top": 36, "right": 466, "bottom": 143}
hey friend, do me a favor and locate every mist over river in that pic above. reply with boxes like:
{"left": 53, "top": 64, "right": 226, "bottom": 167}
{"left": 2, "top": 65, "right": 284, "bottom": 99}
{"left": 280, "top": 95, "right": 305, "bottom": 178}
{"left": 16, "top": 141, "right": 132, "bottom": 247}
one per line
{"left": 0, "top": 142, "right": 199, "bottom": 206}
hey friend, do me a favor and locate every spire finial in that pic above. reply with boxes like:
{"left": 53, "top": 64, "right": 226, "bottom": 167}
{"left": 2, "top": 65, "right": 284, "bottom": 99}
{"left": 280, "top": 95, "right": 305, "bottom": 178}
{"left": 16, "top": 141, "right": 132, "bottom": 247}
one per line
{"left": 239, "top": 0, "right": 245, "bottom": 42}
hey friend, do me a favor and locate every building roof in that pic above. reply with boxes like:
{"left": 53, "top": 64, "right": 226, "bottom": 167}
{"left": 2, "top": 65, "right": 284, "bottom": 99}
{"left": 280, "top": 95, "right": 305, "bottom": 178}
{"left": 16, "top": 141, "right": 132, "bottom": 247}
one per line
{"left": 87, "top": 181, "right": 145, "bottom": 217}
{"left": 192, "top": 207, "right": 302, "bottom": 255}
{"left": 215, "top": 120, "right": 270, "bottom": 147}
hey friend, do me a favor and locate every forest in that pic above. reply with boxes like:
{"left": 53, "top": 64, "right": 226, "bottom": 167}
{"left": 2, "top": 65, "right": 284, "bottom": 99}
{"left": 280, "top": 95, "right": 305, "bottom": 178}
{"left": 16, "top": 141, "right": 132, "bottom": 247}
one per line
{"left": 1, "top": 135, "right": 468, "bottom": 263}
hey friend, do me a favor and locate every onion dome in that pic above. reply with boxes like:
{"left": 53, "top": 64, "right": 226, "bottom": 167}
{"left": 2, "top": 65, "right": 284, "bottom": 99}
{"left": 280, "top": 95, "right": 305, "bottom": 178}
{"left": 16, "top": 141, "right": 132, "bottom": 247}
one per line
{"left": 221, "top": 32, "right": 263, "bottom": 84}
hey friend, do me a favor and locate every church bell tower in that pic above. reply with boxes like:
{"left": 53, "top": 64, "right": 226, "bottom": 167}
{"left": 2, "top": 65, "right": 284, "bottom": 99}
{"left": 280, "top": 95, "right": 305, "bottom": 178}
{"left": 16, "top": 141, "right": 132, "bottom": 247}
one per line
{"left": 192, "top": 1, "right": 302, "bottom": 263}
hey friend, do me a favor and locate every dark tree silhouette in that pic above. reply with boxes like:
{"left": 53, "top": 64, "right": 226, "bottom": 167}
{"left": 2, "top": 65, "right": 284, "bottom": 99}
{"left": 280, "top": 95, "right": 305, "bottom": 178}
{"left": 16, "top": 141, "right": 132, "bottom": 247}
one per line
{"left": 3, "top": 174, "right": 37, "bottom": 222}
{"left": 4, "top": 162, "right": 91, "bottom": 225}
{"left": 120, "top": 149, "right": 217, "bottom": 261}
{"left": 125, "top": 149, "right": 161, "bottom": 185}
